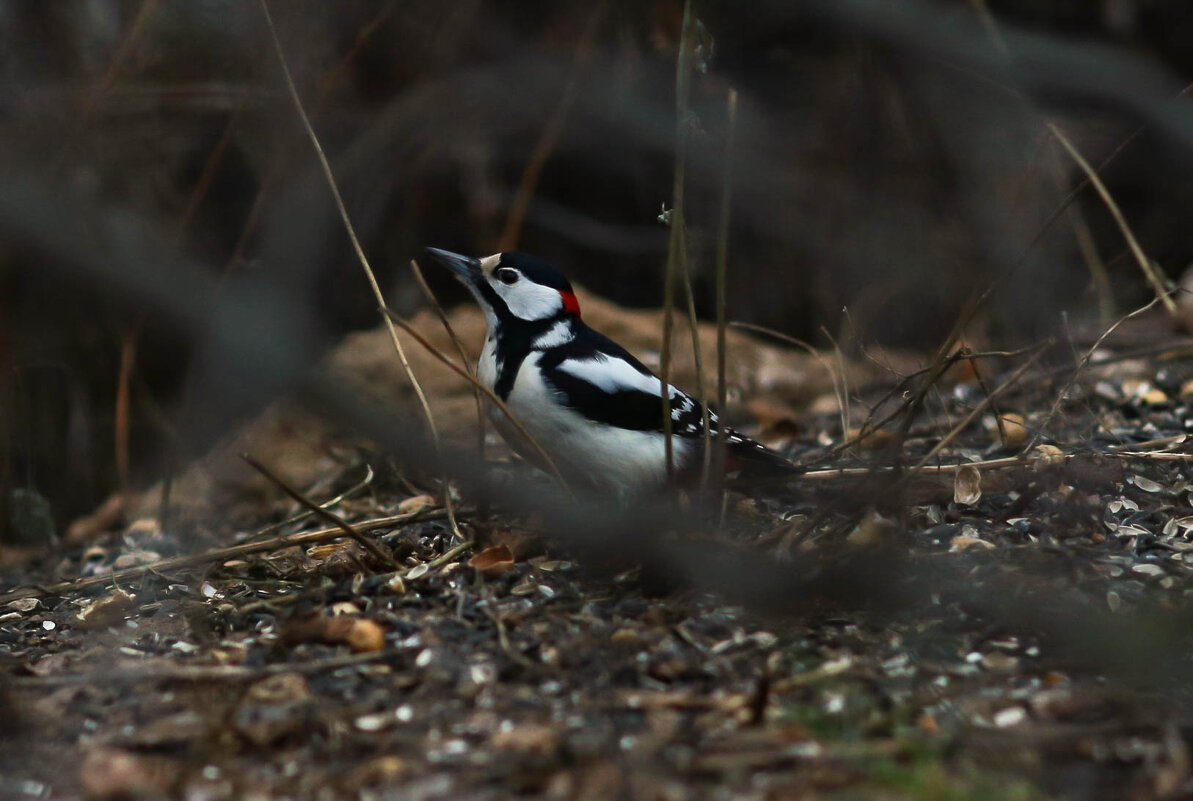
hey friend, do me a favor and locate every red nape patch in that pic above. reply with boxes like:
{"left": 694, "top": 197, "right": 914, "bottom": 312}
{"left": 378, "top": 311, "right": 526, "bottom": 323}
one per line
{"left": 560, "top": 290, "right": 582, "bottom": 318}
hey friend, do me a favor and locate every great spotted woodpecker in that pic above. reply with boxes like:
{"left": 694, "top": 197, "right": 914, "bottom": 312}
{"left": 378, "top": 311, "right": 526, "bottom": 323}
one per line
{"left": 426, "top": 248, "right": 796, "bottom": 496}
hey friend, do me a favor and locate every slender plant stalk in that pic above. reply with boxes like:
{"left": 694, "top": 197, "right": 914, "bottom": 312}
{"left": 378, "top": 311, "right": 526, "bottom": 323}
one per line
{"left": 820, "top": 325, "right": 851, "bottom": 437}
{"left": 711, "top": 89, "right": 738, "bottom": 488}
{"left": 660, "top": 0, "right": 695, "bottom": 481}
{"left": 382, "top": 309, "right": 573, "bottom": 494}
{"left": 409, "top": 259, "right": 486, "bottom": 458}
{"left": 677, "top": 233, "right": 711, "bottom": 487}
{"left": 242, "top": 454, "right": 399, "bottom": 569}
{"left": 259, "top": 0, "right": 464, "bottom": 539}
{"left": 0, "top": 510, "right": 446, "bottom": 603}
{"left": 1047, "top": 122, "right": 1174, "bottom": 313}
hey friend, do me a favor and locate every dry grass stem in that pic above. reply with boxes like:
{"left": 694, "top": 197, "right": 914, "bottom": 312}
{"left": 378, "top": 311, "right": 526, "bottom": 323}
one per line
{"left": 115, "top": 329, "right": 136, "bottom": 494}
{"left": 800, "top": 434, "right": 1192, "bottom": 481}
{"left": 260, "top": 0, "right": 463, "bottom": 539}
{"left": 660, "top": 0, "right": 696, "bottom": 481}
{"left": 713, "top": 89, "right": 738, "bottom": 487}
{"left": 677, "top": 240, "right": 712, "bottom": 488}
{"left": 383, "top": 309, "right": 573, "bottom": 494}
{"left": 901, "top": 345, "right": 1049, "bottom": 480}
{"left": 410, "top": 258, "right": 485, "bottom": 457}
{"left": 1047, "top": 122, "right": 1175, "bottom": 313}
{"left": 821, "top": 325, "right": 851, "bottom": 436}
{"left": 1031, "top": 296, "right": 1163, "bottom": 448}
{"left": 242, "top": 454, "right": 398, "bottom": 570}
{"left": 249, "top": 464, "right": 375, "bottom": 540}
{"left": 728, "top": 322, "right": 848, "bottom": 440}
{"left": 0, "top": 510, "right": 444, "bottom": 603}
{"left": 1023, "top": 83, "right": 1193, "bottom": 263}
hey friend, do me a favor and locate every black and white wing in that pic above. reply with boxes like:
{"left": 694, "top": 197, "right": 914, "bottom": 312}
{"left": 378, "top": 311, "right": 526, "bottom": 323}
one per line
{"left": 539, "top": 328, "right": 795, "bottom": 478}
{"left": 538, "top": 333, "right": 716, "bottom": 435}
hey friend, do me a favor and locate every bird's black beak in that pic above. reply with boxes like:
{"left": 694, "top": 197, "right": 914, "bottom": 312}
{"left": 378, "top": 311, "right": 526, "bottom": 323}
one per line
{"left": 424, "top": 248, "right": 482, "bottom": 285}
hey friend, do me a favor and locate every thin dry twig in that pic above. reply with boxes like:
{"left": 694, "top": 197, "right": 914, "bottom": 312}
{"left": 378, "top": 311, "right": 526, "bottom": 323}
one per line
{"left": 898, "top": 345, "right": 1049, "bottom": 481}
{"left": 382, "top": 309, "right": 573, "bottom": 493}
{"left": 483, "top": 603, "right": 535, "bottom": 668}
{"left": 712, "top": 89, "right": 738, "bottom": 489}
{"left": 1031, "top": 296, "right": 1162, "bottom": 448}
{"left": 242, "top": 454, "right": 398, "bottom": 569}
{"left": 11, "top": 651, "right": 389, "bottom": 687}
{"left": 820, "top": 325, "right": 851, "bottom": 436}
{"left": 259, "top": 0, "right": 463, "bottom": 540}
{"left": 249, "top": 464, "right": 375, "bottom": 539}
{"left": 676, "top": 238, "right": 712, "bottom": 488}
{"left": 0, "top": 511, "right": 444, "bottom": 603}
{"left": 225, "top": 3, "right": 402, "bottom": 275}
{"left": 727, "top": 322, "right": 848, "bottom": 439}
{"left": 660, "top": 0, "right": 696, "bottom": 481}
{"left": 1020, "top": 82, "right": 1193, "bottom": 265}
{"left": 1047, "top": 122, "right": 1175, "bottom": 313}
{"left": 799, "top": 433, "right": 1189, "bottom": 480}
{"left": 963, "top": 346, "right": 1008, "bottom": 444}
{"left": 236, "top": 538, "right": 475, "bottom": 616}
{"left": 410, "top": 258, "right": 485, "bottom": 457}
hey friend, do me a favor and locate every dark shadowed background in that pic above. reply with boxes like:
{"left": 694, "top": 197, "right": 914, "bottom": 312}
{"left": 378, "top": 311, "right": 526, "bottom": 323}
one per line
{"left": 2, "top": 0, "right": 1192, "bottom": 534}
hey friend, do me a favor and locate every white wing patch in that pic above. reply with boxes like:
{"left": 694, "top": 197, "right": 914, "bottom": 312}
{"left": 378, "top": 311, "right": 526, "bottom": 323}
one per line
{"left": 555, "top": 354, "right": 674, "bottom": 397}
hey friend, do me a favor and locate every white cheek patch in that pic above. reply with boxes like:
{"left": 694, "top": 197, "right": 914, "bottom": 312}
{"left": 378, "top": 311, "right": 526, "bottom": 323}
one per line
{"left": 496, "top": 279, "right": 564, "bottom": 321}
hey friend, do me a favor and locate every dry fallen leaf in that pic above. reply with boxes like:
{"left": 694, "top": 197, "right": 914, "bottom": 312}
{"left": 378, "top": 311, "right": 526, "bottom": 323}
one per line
{"left": 954, "top": 464, "right": 982, "bottom": 506}
{"left": 847, "top": 510, "right": 897, "bottom": 547}
{"left": 950, "top": 534, "right": 995, "bottom": 552}
{"left": 76, "top": 588, "right": 137, "bottom": 630}
{"left": 468, "top": 544, "right": 516, "bottom": 576}
{"left": 307, "top": 541, "right": 352, "bottom": 559}
{"left": 398, "top": 494, "right": 436, "bottom": 515}
{"left": 845, "top": 427, "right": 895, "bottom": 451}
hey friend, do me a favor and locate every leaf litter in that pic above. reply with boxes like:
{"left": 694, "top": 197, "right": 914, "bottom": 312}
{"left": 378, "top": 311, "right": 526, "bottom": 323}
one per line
{"left": 6, "top": 343, "right": 1193, "bottom": 799}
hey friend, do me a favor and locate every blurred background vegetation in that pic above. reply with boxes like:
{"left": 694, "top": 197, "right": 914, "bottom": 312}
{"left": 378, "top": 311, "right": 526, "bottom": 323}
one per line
{"left": 2, "top": 0, "right": 1192, "bottom": 536}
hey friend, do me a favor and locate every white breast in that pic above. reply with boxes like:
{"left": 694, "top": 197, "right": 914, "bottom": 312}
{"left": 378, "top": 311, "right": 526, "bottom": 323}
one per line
{"left": 492, "top": 352, "right": 692, "bottom": 496}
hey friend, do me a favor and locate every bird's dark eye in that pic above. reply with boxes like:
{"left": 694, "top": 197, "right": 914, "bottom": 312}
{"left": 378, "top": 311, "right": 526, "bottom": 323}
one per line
{"left": 497, "top": 268, "right": 519, "bottom": 285}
